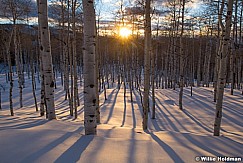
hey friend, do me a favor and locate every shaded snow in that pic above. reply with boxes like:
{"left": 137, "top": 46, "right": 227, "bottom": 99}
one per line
{"left": 0, "top": 74, "right": 242, "bottom": 162}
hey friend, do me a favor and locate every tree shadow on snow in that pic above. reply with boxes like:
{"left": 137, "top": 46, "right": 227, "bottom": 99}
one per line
{"left": 21, "top": 126, "right": 84, "bottom": 162}
{"left": 182, "top": 134, "right": 227, "bottom": 156}
{"left": 149, "top": 100, "right": 179, "bottom": 132}
{"left": 121, "top": 93, "right": 126, "bottom": 127}
{"left": 183, "top": 109, "right": 212, "bottom": 133}
{"left": 132, "top": 89, "right": 143, "bottom": 117}
{"left": 55, "top": 135, "right": 94, "bottom": 163}
{"left": 146, "top": 130, "right": 184, "bottom": 162}
{"left": 130, "top": 101, "right": 136, "bottom": 128}
{"left": 103, "top": 89, "right": 120, "bottom": 124}
{"left": 0, "top": 119, "right": 49, "bottom": 130}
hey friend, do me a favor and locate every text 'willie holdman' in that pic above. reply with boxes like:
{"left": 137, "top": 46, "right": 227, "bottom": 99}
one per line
{"left": 195, "top": 156, "right": 242, "bottom": 162}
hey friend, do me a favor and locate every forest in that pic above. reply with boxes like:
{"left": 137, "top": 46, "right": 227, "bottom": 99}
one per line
{"left": 0, "top": 0, "right": 242, "bottom": 162}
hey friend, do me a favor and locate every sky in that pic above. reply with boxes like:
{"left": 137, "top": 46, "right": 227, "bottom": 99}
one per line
{"left": 96, "top": 0, "right": 131, "bottom": 21}
{"left": 96, "top": 0, "right": 204, "bottom": 21}
{"left": 94, "top": 0, "right": 205, "bottom": 36}
{"left": 0, "top": 0, "right": 205, "bottom": 36}
{"left": 0, "top": 0, "right": 203, "bottom": 23}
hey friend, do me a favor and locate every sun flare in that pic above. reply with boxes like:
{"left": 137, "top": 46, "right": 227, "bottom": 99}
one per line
{"left": 119, "top": 27, "right": 132, "bottom": 38}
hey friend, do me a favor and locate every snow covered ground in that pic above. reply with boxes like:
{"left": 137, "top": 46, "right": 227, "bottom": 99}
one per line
{"left": 0, "top": 74, "right": 242, "bottom": 163}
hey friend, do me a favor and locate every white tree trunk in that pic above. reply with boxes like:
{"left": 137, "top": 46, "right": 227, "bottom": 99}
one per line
{"left": 96, "top": 19, "right": 100, "bottom": 123}
{"left": 197, "top": 38, "right": 202, "bottom": 87}
{"left": 143, "top": 0, "right": 151, "bottom": 130}
{"left": 72, "top": 0, "right": 79, "bottom": 119}
{"left": 13, "top": 24, "right": 23, "bottom": 108}
{"left": 179, "top": 0, "right": 185, "bottom": 110}
{"left": 30, "top": 51, "right": 38, "bottom": 112}
{"left": 36, "top": 5, "right": 45, "bottom": 116}
{"left": 40, "top": 54, "right": 46, "bottom": 117}
{"left": 38, "top": 0, "right": 56, "bottom": 120}
{"left": 6, "top": 30, "right": 14, "bottom": 116}
{"left": 214, "top": 0, "right": 233, "bottom": 136}
{"left": 151, "top": 49, "right": 156, "bottom": 119}
{"left": 82, "top": 0, "right": 97, "bottom": 135}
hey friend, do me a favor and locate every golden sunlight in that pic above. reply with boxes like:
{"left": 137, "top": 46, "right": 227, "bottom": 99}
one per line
{"left": 119, "top": 27, "right": 132, "bottom": 38}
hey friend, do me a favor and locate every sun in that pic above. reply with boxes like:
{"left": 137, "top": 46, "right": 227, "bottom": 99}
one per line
{"left": 119, "top": 27, "right": 132, "bottom": 38}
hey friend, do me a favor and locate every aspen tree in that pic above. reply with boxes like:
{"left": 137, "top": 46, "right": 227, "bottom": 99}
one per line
{"left": 230, "top": 0, "right": 238, "bottom": 95}
{"left": 179, "top": 0, "right": 185, "bottom": 110}
{"left": 238, "top": 1, "right": 243, "bottom": 90}
{"left": 40, "top": 54, "right": 46, "bottom": 116}
{"left": 214, "top": 0, "right": 233, "bottom": 136}
{"left": 152, "top": 19, "right": 160, "bottom": 119}
{"left": 5, "top": 30, "right": 14, "bottom": 116}
{"left": 143, "top": 0, "right": 151, "bottom": 130}
{"left": 213, "top": 0, "right": 221, "bottom": 102}
{"left": 67, "top": 0, "right": 74, "bottom": 116}
{"left": 71, "top": 0, "right": 79, "bottom": 119}
{"left": 197, "top": 32, "right": 202, "bottom": 87}
{"left": 151, "top": 46, "right": 156, "bottom": 119}
{"left": 96, "top": 15, "right": 100, "bottom": 123}
{"left": 36, "top": 0, "right": 45, "bottom": 117}
{"left": 38, "top": 0, "right": 56, "bottom": 120}
{"left": 14, "top": 28, "right": 23, "bottom": 108}
{"left": 82, "top": 0, "right": 97, "bottom": 135}
{"left": 30, "top": 48, "right": 38, "bottom": 111}
{"left": 203, "top": 24, "right": 212, "bottom": 87}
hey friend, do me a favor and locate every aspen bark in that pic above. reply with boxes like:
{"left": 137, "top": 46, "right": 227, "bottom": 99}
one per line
{"left": 38, "top": 0, "right": 56, "bottom": 120}
{"left": 197, "top": 37, "right": 202, "bottom": 87}
{"left": 6, "top": 30, "right": 14, "bottom": 116}
{"left": 230, "top": 0, "right": 238, "bottom": 95}
{"left": 179, "top": 0, "right": 185, "bottom": 110}
{"left": 67, "top": 0, "right": 73, "bottom": 116}
{"left": 96, "top": 15, "right": 100, "bottom": 123}
{"left": 31, "top": 50, "right": 38, "bottom": 111}
{"left": 205, "top": 32, "right": 212, "bottom": 87}
{"left": 13, "top": 24, "right": 23, "bottom": 108}
{"left": 37, "top": 0, "right": 45, "bottom": 117}
{"left": 151, "top": 49, "right": 156, "bottom": 119}
{"left": 214, "top": 0, "right": 233, "bottom": 136}
{"left": 83, "top": 0, "right": 97, "bottom": 135}
{"left": 40, "top": 54, "right": 45, "bottom": 116}
{"left": 229, "top": 48, "right": 234, "bottom": 95}
{"left": 72, "top": 0, "right": 79, "bottom": 119}
{"left": 214, "top": 1, "right": 221, "bottom": 102}
{"left": 143, "top": 0, "right": 151, "bottom": 130}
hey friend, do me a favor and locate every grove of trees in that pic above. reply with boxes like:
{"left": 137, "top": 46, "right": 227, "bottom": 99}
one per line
{"left": 0, "top": 0, "right": 242, "bottom": 136}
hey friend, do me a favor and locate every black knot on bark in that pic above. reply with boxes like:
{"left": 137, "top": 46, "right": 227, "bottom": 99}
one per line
{"left": 227, "top": 11, "right": 232, "bottom": 15}
{"left": 50, "top": 81, "right": 54, "bottom": 87}
{"left": 90, "top": 84, "right": 94, "bottom": 88}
